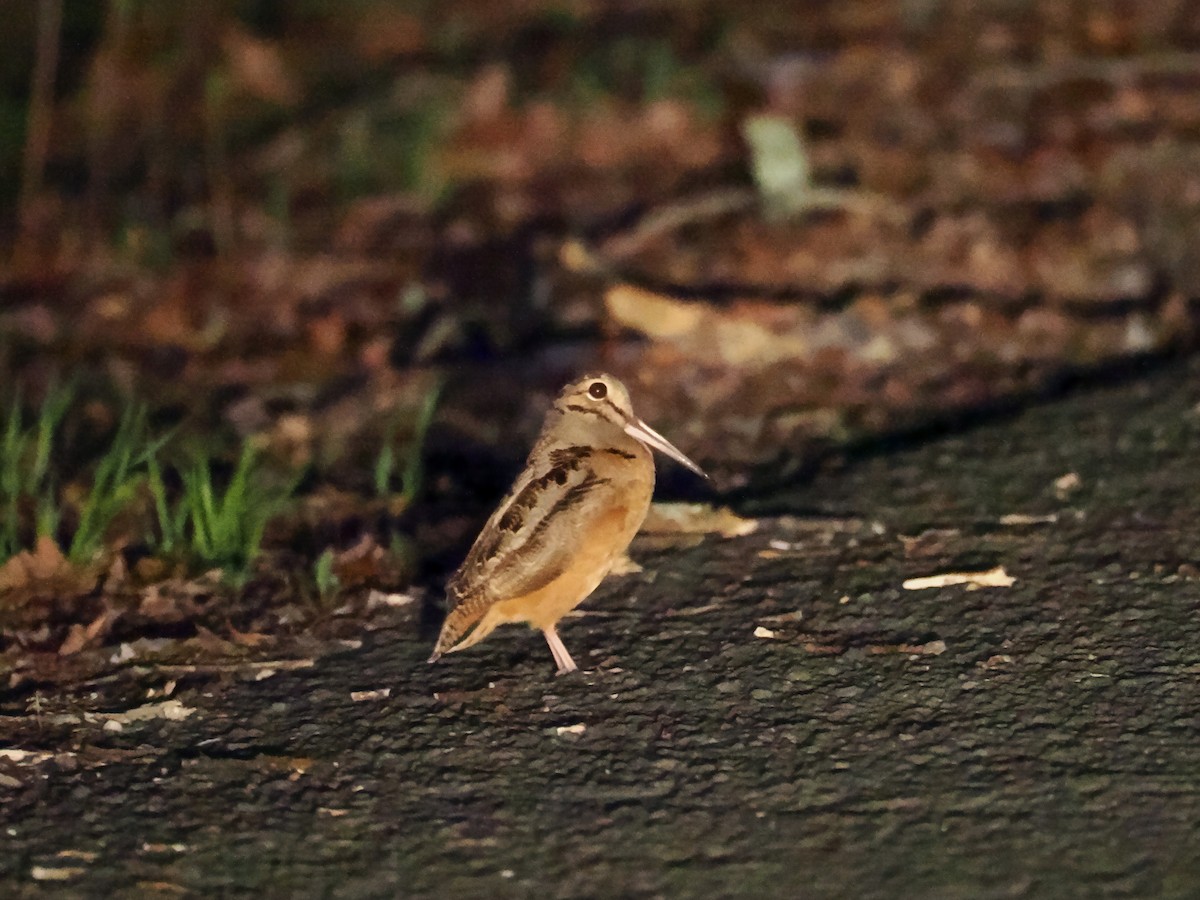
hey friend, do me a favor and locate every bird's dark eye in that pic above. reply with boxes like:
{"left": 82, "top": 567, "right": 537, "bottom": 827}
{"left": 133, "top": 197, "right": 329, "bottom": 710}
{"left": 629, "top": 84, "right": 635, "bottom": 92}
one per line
{"left": 588, "top": 381, "right": 607, "bottom": 400}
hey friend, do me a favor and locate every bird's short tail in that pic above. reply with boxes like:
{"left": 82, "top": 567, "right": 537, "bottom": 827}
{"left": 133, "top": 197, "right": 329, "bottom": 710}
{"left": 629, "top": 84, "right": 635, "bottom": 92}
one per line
{"left": 429, "top": 595, "right": 499, "bottom": 662}
{"left": 429, "top": 597, "right": 481, "bottom": 661}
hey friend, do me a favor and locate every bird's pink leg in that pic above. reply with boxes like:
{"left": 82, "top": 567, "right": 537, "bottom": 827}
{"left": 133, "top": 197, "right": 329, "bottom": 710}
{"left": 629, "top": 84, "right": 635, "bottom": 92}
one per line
{"left": 542, "top": 626, "right": 578, "bottom": 675}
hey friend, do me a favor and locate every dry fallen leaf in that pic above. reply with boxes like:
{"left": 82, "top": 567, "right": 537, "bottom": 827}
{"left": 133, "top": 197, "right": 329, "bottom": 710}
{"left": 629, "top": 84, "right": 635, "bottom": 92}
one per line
{"left": 57, "top": 624, "right": 91, "bottom": 658}
{"left": 366, "top": 589, "right": 418, "bottom": 610}
{"left": 30, "top": 867, "right": 85, "bottom": 881}
{"left": 58, "top": 607, "right": 121, "bottom": 656}
{"left": 229, "top": 627, "right": 273, "bottom": 648}
{"left": 606, "top": 285, "right": 813, "bottom": 367}
{"left": 334, "top": 535, "right": 386, "bottom": 586}
{"left": 867, "top": 639, "right": 947, "bottom": 656}
{"left": 1053, "top": 472, "right": 1082, "bottom": 498}
{"left": 902, "top": 567, "right": 1016, "bottom": 590}
{"left": 350, "top": 688, "right": 391, "bottom": 702}
{"left": 98, "top": 700, "right": 195, "bottom": 725}
{"left": 998, "top": 513, "right": 1058, "bottom": 526}
{"left": 0, "top": 536, "right": 96, "bottom": 595}
{"left": 193, "top": 626, "right": 241, "bottom": 656}
{"left": 642, "top": 503, "right": 758, "bottom": 538}
{"left": 606, "top": 284, "right": 704, "bottom": 340}
{"left": 0, "top": 749, "right": 53, "bottom": 764}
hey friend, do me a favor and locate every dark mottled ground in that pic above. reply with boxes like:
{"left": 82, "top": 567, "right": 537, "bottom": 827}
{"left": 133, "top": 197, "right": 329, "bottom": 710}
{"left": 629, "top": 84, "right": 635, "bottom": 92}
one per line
{"left": 3, "top": 356, "right": 1200, "bottom": 899}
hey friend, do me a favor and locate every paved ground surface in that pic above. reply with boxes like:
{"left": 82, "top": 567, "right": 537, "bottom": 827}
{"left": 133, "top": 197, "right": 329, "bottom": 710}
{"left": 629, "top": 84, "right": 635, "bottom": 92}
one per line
{"left": 2, "top": 356, "right": 1200, "bottom": 898}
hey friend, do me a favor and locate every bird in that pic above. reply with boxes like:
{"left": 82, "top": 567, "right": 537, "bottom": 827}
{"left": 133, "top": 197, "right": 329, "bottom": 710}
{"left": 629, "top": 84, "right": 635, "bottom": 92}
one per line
{"left": 428, "top": 373, "right": 706, "bottom": 675}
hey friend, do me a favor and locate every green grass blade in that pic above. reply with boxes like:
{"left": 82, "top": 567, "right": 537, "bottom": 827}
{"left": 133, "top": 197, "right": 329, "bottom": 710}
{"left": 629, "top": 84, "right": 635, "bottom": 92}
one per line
{"left": 147, "top": 452, "right": 176, "bottom": 553}
{"left": 68, "top": 400, "right": 152, "bottom": 564}
{"left": 373, "top": 443, "right": 395, "bottom": 498}
{"left": 174, "top": 443, "right": 293, "bottom": 581}
{"left": 401, "top": 379, "right": 443, "bottom": 504}
{"left": 30, "top": 380, "right": 74, "bottom": 490}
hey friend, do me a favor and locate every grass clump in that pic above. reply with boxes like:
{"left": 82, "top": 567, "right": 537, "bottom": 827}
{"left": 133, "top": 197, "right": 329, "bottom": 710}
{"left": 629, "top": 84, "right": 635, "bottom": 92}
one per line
{"left": 1, "top": 381, "right": 74, "bottom": 560}
{"left": 151, "top": 443, "right": 297, "bottom": 584}
{"left": 1, "top": 386, "right": 295, "bottom": 582}
{"left": 2, "top": 387, "right": 168, "bottom": 565}
{"left": 1, "top": 379, "right": 438, "bottom": 591}
{"left": 374, "top": 379, "right": 442, "bottom": 503}
{"left": 69, "top": 403, "right": 167, "bottom": 564}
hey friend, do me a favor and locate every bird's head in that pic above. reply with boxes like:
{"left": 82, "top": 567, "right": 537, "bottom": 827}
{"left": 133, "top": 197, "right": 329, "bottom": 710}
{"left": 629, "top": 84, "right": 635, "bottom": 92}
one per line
{"left": 554, "top": 374, "right": 707, "bottom": 478}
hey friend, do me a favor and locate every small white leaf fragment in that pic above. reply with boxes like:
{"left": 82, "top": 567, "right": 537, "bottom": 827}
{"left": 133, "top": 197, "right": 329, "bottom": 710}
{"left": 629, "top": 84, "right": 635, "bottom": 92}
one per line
{"left": 999, "top": 513, "right": 1058, "bottom": 526}
{"left": 146, "top": 679, "right": 178, "bottom": 699}
{"left": 759, "top": 609, "right": 805, "bottom": 624}
{"left": 367, "top": 589, "right": 417, "bottom": 609}
{"left": 101, "top": 700, "right": 195, "bottom": 725}
{"left": 1054, "top": 472, "right": 1082, "bottom": 498}
{"left": 555, "top": 723, "right": 587, "bottom": 736}
{"left": 911, "top": 640, "right": 947, "bottom": 656}
{"left": 867, "top": 639, "right": 946, "bottom": 656}
{"left": 0, "top": 748, "right": 52, "bottom": 764}
{"left": 753, "top": 626, "right": 778, "bottom": 639}
{"left": 903, "top": 566, "right": 1015, "bottom": 591}
{"left": 31, "top": 866, "right": 85, "bottom": 881}
{"left": 111, "top": 643, "right": 137, "bottom": 664}
{"left": 96, "top": 699, "right": 195, "bottom": 732}
{"left": 742, "top": 113, "right": 812, "bottom": 219}
{"left": 350, "top": 689, "right": 391, "bottom": 702}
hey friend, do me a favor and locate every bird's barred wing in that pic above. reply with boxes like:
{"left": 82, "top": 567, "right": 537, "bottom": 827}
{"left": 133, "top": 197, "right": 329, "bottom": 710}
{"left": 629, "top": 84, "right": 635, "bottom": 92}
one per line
{"left": 447, "top": 449, "right": 611, "bottom": 608}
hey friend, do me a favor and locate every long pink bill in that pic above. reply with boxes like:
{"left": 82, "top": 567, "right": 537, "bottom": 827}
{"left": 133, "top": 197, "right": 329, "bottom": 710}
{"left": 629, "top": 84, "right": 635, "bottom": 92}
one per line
{"left": 623, "top": 418, "right": 708, "bottom": 479}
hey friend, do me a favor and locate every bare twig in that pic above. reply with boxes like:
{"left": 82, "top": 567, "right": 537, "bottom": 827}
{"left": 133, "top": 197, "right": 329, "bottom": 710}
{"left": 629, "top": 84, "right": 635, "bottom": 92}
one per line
{"left": 18, "top": 0, "right": 64, "bottom": 245}
{"left": 205, "top": 70, "right": 236, "bottom": 258}
{"left": 85, "top": 0, "right": 133, "bottom": 241}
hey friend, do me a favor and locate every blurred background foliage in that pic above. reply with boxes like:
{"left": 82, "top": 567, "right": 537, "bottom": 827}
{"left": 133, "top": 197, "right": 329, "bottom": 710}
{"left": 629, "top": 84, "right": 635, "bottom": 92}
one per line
{"left": 0, "top": 0, "right": 736, "bottom": 264}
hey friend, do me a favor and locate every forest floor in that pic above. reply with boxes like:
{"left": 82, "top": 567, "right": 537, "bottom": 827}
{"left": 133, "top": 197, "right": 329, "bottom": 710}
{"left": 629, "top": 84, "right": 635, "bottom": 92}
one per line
{"left": 2, "top": 354, "right": 1197, "bottom": 899}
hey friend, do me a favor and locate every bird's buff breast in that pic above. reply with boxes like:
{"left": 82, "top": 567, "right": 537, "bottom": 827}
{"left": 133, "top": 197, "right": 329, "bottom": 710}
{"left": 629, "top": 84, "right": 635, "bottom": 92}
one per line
{"left": 492, "top": 494, "right": 649, "bottom": 630}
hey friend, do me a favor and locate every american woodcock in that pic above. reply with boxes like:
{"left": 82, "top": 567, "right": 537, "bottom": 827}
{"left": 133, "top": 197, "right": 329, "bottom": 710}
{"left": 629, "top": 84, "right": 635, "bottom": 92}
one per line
{"left": 429, "top": 374, "right": 706, "bottom": 674}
